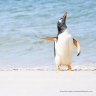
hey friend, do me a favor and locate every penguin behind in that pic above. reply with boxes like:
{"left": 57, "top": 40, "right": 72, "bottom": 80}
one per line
{"left": 41, "top": 12, "right": 81, "bottom": 71}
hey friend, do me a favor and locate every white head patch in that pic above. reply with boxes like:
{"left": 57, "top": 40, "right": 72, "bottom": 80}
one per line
{"left": 58, "top": 19, "right": 62, "bottom": 23}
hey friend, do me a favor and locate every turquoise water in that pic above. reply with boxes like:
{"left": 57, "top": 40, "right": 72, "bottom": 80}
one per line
{"left": 0, "top": 0, "right": 96, "bottom": 70}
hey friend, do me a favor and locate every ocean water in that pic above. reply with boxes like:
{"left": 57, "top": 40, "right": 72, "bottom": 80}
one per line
{"left": 0, "top": 0, "right": 96, "bottom": 70}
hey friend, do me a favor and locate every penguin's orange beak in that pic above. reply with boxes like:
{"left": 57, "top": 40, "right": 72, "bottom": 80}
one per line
{"left": 64, "top": 12, "right": 67, "bottom": 17}
{"left": 63, "top": 12, "right": 67, "bottom": 23}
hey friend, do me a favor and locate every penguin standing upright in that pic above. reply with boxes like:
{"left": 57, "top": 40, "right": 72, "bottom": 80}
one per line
{"left": 41, "top": 12, "right": 81, "bottom": 71}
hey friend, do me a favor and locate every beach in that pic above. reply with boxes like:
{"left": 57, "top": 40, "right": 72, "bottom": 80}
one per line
{"left": 0, "top": 70, "right": 96, "bottom": 96}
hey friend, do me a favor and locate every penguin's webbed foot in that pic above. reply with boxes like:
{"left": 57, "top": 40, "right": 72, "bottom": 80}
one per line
{"left": 56, "top": 64, "right": 62, "bottom": 71}
{"left": 67, "top": 65, "right": 74, "bottom": 71}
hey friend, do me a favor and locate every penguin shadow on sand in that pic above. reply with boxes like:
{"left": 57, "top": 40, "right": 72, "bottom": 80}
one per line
{"left": 41, "top": 12, "right": 81, "bottom": 71}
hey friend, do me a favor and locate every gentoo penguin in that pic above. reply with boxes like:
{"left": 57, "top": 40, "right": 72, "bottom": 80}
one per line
{"left": 41, "top": 12, "right": 81, "bottom": 71}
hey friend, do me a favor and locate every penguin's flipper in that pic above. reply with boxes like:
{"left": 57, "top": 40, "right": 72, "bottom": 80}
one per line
{"left": 40, "top": 37, "right": 57, "bottom": 41}
{"left": 73, "top": 38, "right": 81, "bottom": 56}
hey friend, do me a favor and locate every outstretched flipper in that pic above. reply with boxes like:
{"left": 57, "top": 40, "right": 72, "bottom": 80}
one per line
{"left": 40, "top": 37, "right": 57, "bottom": 41}
{"left": 73, "top": 38, "right": 81, "bottom": 56}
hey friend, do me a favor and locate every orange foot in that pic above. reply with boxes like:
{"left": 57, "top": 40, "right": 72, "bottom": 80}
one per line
{"left": 67, "top": 65, "right": 74, "bottom": 71}
{"left": 56, "top": 64, "right": 62, "bottom": 71}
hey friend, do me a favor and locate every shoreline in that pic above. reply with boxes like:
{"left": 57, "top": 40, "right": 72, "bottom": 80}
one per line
{"left": 0, "top": 68, "right": 96, "bottom": 71}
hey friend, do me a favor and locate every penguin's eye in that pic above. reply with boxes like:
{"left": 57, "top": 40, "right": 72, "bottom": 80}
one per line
{"left": 58, "top": 18, "right": 63, "bottom": 27}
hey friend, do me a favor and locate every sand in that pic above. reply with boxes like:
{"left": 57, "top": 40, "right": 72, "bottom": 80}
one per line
{"left": 0, "top": 71, "right": 96, "bottom": 96}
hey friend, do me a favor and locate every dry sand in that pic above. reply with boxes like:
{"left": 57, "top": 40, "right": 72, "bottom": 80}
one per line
{"left": 0, "top": 71, "right": 96, "bottom": 96}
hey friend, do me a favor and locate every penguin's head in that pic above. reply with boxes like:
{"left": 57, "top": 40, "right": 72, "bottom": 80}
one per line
{"left": 57, "top": 12, "right": 67, "bottom": 34}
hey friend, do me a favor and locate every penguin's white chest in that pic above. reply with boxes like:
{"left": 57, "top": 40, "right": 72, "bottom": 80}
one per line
{"left": 55, "top": 30, "right": 73, "bottom": 65}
